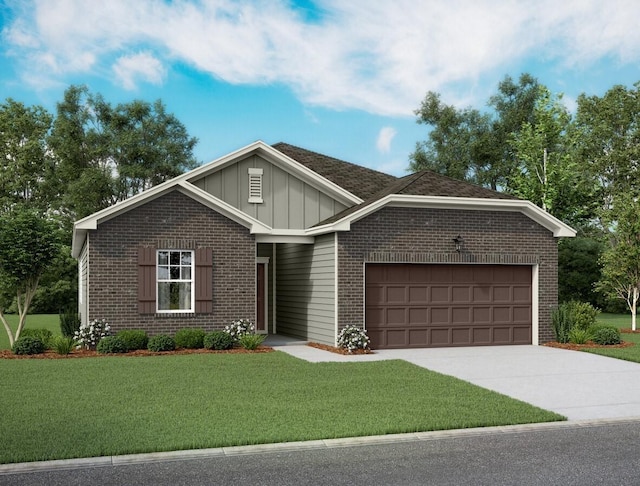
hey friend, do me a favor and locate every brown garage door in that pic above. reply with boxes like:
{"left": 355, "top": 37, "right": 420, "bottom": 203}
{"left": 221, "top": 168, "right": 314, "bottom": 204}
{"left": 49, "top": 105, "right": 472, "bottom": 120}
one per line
{"left": 366, "top": 264, "right": 532, "bottom": 349}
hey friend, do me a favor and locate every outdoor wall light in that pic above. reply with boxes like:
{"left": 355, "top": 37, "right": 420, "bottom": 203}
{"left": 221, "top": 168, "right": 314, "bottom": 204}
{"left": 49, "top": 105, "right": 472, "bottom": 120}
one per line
{"left": 453, "top": 235, "right": 463, "bottom": 253}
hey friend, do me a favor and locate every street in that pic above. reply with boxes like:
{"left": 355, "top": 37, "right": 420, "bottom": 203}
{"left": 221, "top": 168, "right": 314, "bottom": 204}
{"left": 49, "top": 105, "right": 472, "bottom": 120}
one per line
{"left": 2, "top": 420, "right": 639, "bottom": 485}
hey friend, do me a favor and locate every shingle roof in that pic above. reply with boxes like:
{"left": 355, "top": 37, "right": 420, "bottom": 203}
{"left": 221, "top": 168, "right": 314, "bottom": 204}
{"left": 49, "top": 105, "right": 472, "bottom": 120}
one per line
{"left": 272, "top": 142, "right": 397, "bottom": 200}
{"left": 272, "top": 142, "right": 519, "bottom": 226}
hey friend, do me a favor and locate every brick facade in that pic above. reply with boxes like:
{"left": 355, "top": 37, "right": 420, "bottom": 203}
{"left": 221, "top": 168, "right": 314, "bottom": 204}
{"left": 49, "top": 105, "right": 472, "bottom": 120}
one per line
{"left": 337, "top": 206, "right": 559, "bottom": 344}
{"left": 87, "top": 190, "right": 256, "bottom": 335}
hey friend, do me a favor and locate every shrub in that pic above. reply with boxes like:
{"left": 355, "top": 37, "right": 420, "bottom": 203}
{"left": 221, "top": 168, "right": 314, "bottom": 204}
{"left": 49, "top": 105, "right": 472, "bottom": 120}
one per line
{"left": 51, "top": 336, "right": 76, "bottom": 355}
{"left": 204, "top": 331, "right": 234, "bottom": 350}
{"left": 74, "top": 318, "right": 111, "bottom": 350}
{"left": 116, "top": 329, "right": 149, "bottom": 351}
{"left": 20, "top": 328, "right": 53, "bottom": 349}
{"left": 174, "top": 328, "right": 205, "bottom": 349}
{"left": 97, "top": 335, "right": 128, "bottom": 354}
{"left": 237, "top": 333, "right": 266, "bottom": 350}
{"left": 591, "top": 325, "right": 622, "bottom": 346}
{"left": 147, "top": 334, "right": 176, "bottom": 352}
{"left": 224, "top": 319, "right": 254, "bottom": 342}
{"left": 568, "top": 301, "right": 600, "bottom": 331}
{"left": 552, "top": 304, "right": 572, "bottom": 343}
{"left": 60, "top": 308, "right": 81, "bottom": 338}
{"left": 12, "top": 336, "right": 45, "bottom": 355}
{"left": 568, "top": 327, "right": 592, "bottom": 345}
{"left": 337, "top": 325, "right": 371, "bottom": 353}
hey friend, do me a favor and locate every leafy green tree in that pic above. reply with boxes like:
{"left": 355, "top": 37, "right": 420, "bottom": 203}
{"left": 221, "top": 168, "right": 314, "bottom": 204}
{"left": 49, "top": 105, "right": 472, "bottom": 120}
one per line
{"left": 575, "top": 82, "right": 640, "bottom": 228}
{"left": 558, "top": 237, "right": 604, "bottom": 307}
{"left": 411, "top": 73, "right": 541, "bottom": 190}
{"left": 596, "top": 195, "right": 640, "bottom": 330}
{"left": 0, "top": 209, "right": 60, "bottom": 347}
{"left": 48, "top": 85, "right": 199, "bottom": 221}
{"left": 0, "top": 99, "right": 53, "bottom": 213}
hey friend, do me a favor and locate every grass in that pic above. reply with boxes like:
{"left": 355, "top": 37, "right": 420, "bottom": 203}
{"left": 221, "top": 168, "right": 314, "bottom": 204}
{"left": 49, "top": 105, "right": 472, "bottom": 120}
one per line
{"left": 0, "top": 352, "right": 564, "bottom": 464}
{"left": 0, "top": 314, "right": 60, "bottom": 350}
{"left": 582, "top": 313, "right": 640, "bottom": 363}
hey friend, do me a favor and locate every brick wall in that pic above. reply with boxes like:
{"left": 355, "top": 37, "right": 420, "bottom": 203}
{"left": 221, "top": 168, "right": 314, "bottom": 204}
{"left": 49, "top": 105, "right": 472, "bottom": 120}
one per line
{"left": 338, "top": 206, "right": 559, "bottom": 344}
{"left": 88, "top": 190, "right": 256, "bottom": 335}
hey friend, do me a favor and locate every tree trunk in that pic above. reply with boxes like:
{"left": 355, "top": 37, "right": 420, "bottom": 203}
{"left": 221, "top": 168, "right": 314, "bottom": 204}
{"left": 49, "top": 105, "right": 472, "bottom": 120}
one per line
{"left": 633, "top": 287, "right": 638, "bottom": 332}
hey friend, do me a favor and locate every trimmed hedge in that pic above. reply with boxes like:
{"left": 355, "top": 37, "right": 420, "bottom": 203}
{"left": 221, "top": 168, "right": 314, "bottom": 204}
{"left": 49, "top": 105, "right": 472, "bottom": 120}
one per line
{"left": 116, "top": 329, "right": 149, "bottom": 351}
{"left": 204, "top": 331, "right": 234, "bottom": 350}
{"left": 12, "top": 336, "right": 45, "bottom": 355}
{"left": 591, "top": 325, "right": 622, "bottom": 345}
{"left": 147, "top": 334, "right": 175, "bottom": 352}
{"left": 175, "top": 328, "right": 205, "bottom": 349}
{"left": 20, "top": 328, "right": 53, "bottom": 348}
{"left": 97, "top": 336, "right": 128, "bottom": 354}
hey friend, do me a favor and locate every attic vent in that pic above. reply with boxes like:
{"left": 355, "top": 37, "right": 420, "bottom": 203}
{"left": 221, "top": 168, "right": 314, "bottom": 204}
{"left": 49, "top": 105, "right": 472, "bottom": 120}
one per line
{"left": 248, "top": 168, "right": 263, "bottom": 203}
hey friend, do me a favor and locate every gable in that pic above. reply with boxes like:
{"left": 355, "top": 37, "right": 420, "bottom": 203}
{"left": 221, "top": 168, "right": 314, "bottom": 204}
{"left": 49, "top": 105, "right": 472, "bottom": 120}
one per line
{"left": 189, "top": 152, "right": 351, "bottom": 230}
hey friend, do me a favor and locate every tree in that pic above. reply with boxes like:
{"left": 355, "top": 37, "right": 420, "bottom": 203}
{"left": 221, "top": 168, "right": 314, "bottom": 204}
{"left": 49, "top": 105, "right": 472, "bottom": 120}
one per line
{"left": 596, "top": 195, "right": 640, "bottom": 330}
{"left": 0, "top": 99, "right": 53, "bottom": 213}
{"left": 0, "top": 209, "right": 60, "bottom": 347}
{"left": 48, "top": 85, "right": 199, "bottom": 221}
{"left": 574, "top": 82, "right": 640, "bottom": 229}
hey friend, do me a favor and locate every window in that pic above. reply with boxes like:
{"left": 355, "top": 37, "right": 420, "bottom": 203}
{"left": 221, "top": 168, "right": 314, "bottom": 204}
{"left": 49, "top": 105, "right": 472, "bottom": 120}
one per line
{"left": 157, "top": 250, "right": 194, "bottom": 312}
{"left": 248, "top": 168, "right": 263, "bottom": 203}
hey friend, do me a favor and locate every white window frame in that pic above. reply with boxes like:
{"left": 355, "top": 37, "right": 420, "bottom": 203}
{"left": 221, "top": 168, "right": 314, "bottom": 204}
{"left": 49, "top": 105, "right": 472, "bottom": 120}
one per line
{"left": 156, "top": 250, "right": 195, "bottom": 313}
{"left": 248, "top": 168, "right": 264, "bottom": 203}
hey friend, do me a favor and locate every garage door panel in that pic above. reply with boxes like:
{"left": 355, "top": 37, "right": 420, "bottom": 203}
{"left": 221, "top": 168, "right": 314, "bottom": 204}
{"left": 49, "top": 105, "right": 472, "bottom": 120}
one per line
{"left": 452, "top": 307, "right": 471, "bottom": 324}
{"left": 493, "top": 307, "right": 511, "bottom": 322}
{"left": 366, "top": 264, "right": 532, "bottom": 349}
{"left": 386, "top": 308, "right": 407, "bottom": 325}
{"left": 451, "top": 328, "right": 471, "bottom": 345}
{"left": 452, "top": 286, "right": 471, "bottom": 302}
{"left": 408, "top": 307, "right": 428, "bottom": 325}
{"left": 386, "top": 286, "right": 407, "bottom": 303}
{"left": 513, "top": 286, "right": 531, "bottom": 302}
{"left": 409, "top": 286, "right": 428, "bottom": 303}
{"left": 430, "top": 307, "right": 450, "bottom": 324}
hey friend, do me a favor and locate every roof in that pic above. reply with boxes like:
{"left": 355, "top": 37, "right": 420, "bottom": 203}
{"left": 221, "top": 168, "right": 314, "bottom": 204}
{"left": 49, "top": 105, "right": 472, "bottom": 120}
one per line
{"left": 72, "top": 140, "right": 575, "bottom": 257}
{"left": 272, "top": 142, "right": 397, "bottom": 200}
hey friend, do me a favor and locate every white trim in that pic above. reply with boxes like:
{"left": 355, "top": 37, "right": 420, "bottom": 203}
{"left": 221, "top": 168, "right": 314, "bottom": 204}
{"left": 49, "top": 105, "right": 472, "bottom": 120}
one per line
{"left": 272, "top": 243, "right": 277, "bottom": 335}
{"left": 256, "top": 257, "right": 270, "bottom": 335}
{"left": 156, "top": 249, "right": 195, "bottom": 314}
{"left": 532, "top": 264, "right": 539, "bottom": 346}
{"left": 255, "top": 234, "right": 315, "bottom": 244}
{"left": 334, "top": 232, "right": 339, "bottom": 347}
{"left": 306, "top": 195, "right": 576, "bottom": 238}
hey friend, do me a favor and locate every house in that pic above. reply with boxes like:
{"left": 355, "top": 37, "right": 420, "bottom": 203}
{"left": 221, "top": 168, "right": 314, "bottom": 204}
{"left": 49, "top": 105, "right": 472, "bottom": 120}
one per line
{"left": 72, "top": 141, "right": 575, "bottom": 349}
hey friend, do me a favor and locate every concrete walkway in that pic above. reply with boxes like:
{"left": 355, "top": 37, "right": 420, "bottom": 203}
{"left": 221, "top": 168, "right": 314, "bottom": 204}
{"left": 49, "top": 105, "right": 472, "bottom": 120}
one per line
{"left": 273, "top": 344, "right": 640, "bottom": 421}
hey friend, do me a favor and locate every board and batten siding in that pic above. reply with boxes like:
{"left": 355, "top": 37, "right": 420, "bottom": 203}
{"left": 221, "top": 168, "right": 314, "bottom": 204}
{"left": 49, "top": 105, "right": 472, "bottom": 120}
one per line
{"left": 192, "top": 155, "right": 348, "bottom": 229}
{"left": 275, "top": 234, "right": 336, "bottom": 344}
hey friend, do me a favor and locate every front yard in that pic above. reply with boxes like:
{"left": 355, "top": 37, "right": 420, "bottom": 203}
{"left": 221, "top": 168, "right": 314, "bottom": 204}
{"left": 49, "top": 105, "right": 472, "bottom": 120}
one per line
{"left": 583, "top": 313, "right": 640, "bottom": 363}
{"left": 0, "top": 351, "right": 564, "bottom": 464}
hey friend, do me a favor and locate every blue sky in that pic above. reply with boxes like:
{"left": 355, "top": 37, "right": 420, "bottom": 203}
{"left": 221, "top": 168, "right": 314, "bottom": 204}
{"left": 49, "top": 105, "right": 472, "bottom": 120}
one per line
{"left": 1, "top": 0, "right": 639, "bottom": 176}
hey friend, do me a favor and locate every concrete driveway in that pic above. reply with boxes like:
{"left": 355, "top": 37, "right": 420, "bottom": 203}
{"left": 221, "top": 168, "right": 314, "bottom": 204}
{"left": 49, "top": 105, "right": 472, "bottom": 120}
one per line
{"left": 274, "top": 344, "right": 640, "bottom": 421}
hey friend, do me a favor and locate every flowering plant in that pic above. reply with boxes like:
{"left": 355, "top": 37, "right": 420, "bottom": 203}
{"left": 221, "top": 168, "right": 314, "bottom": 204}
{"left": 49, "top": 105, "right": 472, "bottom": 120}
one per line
{"left": 224, "top": 319, "right": 255, "bottom": 342}
{"left": 74, "top": 318, "right": 111, "bottom": 350}
{"left": 337, "top": 325, "right": 370, "bottom": 353}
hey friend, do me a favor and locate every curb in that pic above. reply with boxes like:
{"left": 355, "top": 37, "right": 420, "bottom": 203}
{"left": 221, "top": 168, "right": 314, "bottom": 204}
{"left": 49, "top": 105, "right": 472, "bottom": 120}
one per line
{"left": 3, "top": 416, "right": 640, "bottom": 475}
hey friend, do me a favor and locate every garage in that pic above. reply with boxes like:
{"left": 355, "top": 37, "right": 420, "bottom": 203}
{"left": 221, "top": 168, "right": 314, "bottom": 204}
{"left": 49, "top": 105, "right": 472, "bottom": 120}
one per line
{"left": 365, "top": 263, "right": 532, "bottom": 349}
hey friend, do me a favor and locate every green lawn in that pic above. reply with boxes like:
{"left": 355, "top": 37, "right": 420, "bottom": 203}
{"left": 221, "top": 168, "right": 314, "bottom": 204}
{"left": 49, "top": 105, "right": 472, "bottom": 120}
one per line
{"left": 0, "top": 352, "right": 564, "bottom": 464}
{"left": 583, "top": 313, "right": 640, "bottom": 363}
{"left": 0, "top": 314, "right": 60, "bottom": 350}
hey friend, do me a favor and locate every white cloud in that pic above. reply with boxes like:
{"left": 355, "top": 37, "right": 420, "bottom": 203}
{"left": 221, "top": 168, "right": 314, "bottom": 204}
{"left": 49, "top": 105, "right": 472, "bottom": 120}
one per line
{"left": 376, "top": 127, "right": 397, "bottom": 154}
{"left": 113, "top": 52, "right": 166, "bottom": 90}
{"left": 3, "top": 0, "right": 640, "bottom": 114}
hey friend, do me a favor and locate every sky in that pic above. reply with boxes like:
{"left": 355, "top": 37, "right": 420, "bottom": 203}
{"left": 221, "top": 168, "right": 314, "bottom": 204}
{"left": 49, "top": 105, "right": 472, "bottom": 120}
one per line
{"left": 0, "top": 0, "right": 639, "bottom": 176}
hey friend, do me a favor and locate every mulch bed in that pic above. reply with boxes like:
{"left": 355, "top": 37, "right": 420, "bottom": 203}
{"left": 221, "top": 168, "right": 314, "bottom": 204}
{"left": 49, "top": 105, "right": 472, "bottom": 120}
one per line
{"left": 544, "top": 341, "right": 634, "bottom": 350}
{"left": 308, "top": 342, "right": 373, "bottom": 355}
{"left": 0, "top": 346, "right": 274, "bottom": 359}
{"left": 620, "top": 329, "right": 640, "bottom": 334}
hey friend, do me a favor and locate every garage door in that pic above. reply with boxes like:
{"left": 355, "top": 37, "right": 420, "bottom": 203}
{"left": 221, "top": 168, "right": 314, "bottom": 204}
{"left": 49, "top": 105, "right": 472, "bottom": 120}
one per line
{"left": 365, "top": 264, "right": 532, "bottom": 349}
